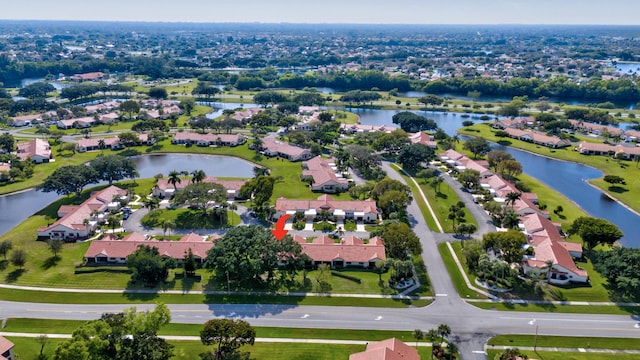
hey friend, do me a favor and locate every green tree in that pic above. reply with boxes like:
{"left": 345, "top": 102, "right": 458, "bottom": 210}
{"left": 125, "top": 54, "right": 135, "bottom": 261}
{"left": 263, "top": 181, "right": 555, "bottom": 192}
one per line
{"left": 10, "top": 249, "right": 26, "bottom": 268}
{"left": 172, "top": 182, "right": 227, "bottom": 215}
{"left": 191, "top": 169, "right": 207, "bottom": 183}
{"left": 603, "top": 175, "right": 626, "bottom": 186}
{"left": 183, "top": 248, "right": 197, "bottom": 277}
{"left": 412, "top": 329, "right": 424, "bottom": 348}
{"left": 463, "top": 137, "right": 491, "bottom": 159}
{"left": 120, "top": 100, "right": 141, "bottom": 121}
{"left": 47, "top": 238, "right": 64, "bottom": 258}
{"left": 437, "top": 323, "right": 451, "bottom": 344}
{"left": 41, "top": 165, "right": 99, "bottom": 198}
{"left": 180, "top": 98, "right": 196, "bottom": 116}
{"left": 568, "top": 217, "right": 623, "bottom": 253}
{"left": 18, "top": 81, "right": 55, "bottom": 99}
{"left": 380, "top": 223, "right": 422, "bottom": 260}
{"left": 203, "top": 226, "right": 305, "bottom": 286}
{"left": 199, "top": 319, "right": 256, "bottom": 360}
{"left": 148, "top": 87, "right": 168, "bottom": 99}
{"left": 167, "top": 170, "right": 182, "bottom": 190}
{"left": 126, "top": 245, "right": 176, "bottom": 285}
{"left": 592, "top": 247, "right": 640, "bottom": 297}
{"left": 487, "top": 150, "right": 516, "bottom": 171}
{"left": 0, "top": 133, "right": 15, "bottom": 153}
{"left": 499, "top": 348, "right": 528, "bottom": 360}
{"left": 0, "top": 240, "right": 12, "bottom": 261}
{"left": 397, "top": 143, "right": 435, "bottom": 173}
{"left": 377, "top": 190, "right": 411, "bottom": 219}
{"left": 457, "top": 169, "right": 480, "bottom": 190}
{"left": 418, "top": 94, "right": 444, "bottom": 109}
{"left": 90, "top": 155, "right": 137, "bottom": 185}
{"left": 482, "top": 230, "right": 527, "bottom": 264}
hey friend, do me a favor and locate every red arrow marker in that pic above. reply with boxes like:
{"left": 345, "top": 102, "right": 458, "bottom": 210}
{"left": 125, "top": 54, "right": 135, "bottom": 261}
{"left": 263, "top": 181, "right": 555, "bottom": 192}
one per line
{"left": 271, "top": 214, "right": 291, "bottom": 240}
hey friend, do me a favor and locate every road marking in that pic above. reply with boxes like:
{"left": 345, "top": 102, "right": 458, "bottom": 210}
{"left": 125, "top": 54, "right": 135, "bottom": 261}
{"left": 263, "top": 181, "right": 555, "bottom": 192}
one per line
{"left": 300, "top": 314, "right": 310, "bottom": 319}
{"left": 472, "top": 350, "right": 487, "bottom": 354}
{"left": 635, "top": 323, "right": 640, "bottom": 328}
{"left": 528, "top": 319, "right": 536, "bottom": 325}
{"left": 578, "top": 348, "right": 586, "bottom": 352}
{"left": 374, "top": 316, "right": 383, "bottom": 321}
{"left": 500, "top": 316, "right": 633, "bottom": 324}
{"left": 435, "top": 293, "right": 448, "bottom": 297}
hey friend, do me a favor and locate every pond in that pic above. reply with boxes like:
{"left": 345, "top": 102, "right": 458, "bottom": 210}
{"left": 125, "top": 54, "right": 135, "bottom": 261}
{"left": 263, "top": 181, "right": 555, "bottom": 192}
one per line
{"left": 0, "top": 154, "right": 255, "bottom": 237}
{"left": 355, "top": 107, "right": 640, "bottom": 247}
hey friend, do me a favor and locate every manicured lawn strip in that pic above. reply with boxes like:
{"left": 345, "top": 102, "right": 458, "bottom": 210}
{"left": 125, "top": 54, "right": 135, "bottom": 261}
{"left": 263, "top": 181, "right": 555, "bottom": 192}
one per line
{"left": 4, "top": 318, "right": 416, "bottom": 342}
{"left": 418, "top": 178, "right": 477, "bottom": 232}
{"left": 488, "top": 334, "right": 640, "bottom": 350}
{"left": 392, "top": 166, "right": 440, "bottom": 231}
{"left": 472, "top": 301, "right": 640, "bottom": 315}
{"left": 0, "top": 288, "right": 428, "bottom": 307}
{"left": 141, "top": 208, "right": 239, "bottom": 229}
{"left": 486, "top": 349, "right": 638, "bottom": 360}
{"left": 437, "top": 242, "right": 485, "bottom": 299}
{"left": 459, "top": 123, "right": 640, "bottom": 215}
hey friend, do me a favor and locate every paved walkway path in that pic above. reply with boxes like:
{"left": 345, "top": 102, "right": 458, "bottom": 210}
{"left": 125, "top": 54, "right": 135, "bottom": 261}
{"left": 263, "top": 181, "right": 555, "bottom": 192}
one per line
{"left": 486, "top": 344, "right": 640, "bottom": 355}
{"left": 0, "top": 331, "right": 433, "bottom": 346}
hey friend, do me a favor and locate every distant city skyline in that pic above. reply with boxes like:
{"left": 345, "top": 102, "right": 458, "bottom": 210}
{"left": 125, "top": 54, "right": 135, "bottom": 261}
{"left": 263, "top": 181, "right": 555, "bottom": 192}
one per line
{"left": 2, "top": 0, "right": 640, "bottom": 25}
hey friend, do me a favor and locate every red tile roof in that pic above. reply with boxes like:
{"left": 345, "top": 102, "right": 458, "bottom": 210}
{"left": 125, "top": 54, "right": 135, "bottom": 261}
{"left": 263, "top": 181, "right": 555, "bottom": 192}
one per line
{"left": 294, "top": 235, "right": 386, "bottom": 263}
{"left": 155, "top": 176, "right": 247, "bottom": 192}
{"left": 275, "top": 195, "right": 378, "bottom": 214}
{"left": 350, "top": 338, "right": 419, "bottom": 360}
{"left": 301, "top": 157, "right": 349, "bottom": 188}
{"left": 16, "top": 138, "right": 51, "bottom": 161}
{"left": 85, "top": 232, "right": 213, "bottom": 260}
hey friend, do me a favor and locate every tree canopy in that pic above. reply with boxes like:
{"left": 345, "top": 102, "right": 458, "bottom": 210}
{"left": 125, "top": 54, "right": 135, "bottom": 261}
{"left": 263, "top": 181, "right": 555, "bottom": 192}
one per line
{"left": 592, "top": 247, "right": 640, "bottom": 297}
{"left": 172, "top": 182, "right": 227, "bottom": 215}
{"left": 568, "top": 217, "right": 623, "bottom": 252}
{"left": 204, "top": 225, "right": 306, "bottom": 286}
{"left": 380, "top": 222, "right": 422, "bottom": 260}
{"left": 391, "top": 111, "right": 437, "bottom": 132}
{"left": 482, "top": 230, "right": 527, "bottom": 264}
{"left": 199, "top": 319, "right": 256, "bottom": 360}
{"left": 54, "top": 304, "right": 173, "bottom": 360}
{"left": 126, "top": 245, "right": 176, "bottom": 285}
{"left": 90, "top": 155, "right": 137, "bottom": 185}
{"left": 397, "top": 143, "right": 434, "bottom": 173}
{"left": 463, "top": 137, "right": 491, "bottom": 159}
{"left": 40, "top": 164, "right": 99, "bottom": 197}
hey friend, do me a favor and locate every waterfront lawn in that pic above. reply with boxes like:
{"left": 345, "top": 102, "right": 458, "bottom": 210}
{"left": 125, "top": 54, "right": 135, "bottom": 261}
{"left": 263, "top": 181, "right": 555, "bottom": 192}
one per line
{"left": 459, "top": 122, "right": 640, "bottom": 215}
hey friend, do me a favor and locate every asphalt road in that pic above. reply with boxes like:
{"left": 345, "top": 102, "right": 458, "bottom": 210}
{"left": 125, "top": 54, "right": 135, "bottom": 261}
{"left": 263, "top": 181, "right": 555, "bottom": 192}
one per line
{"left": 2, "top": 158, "right": 639, "bottom": 359}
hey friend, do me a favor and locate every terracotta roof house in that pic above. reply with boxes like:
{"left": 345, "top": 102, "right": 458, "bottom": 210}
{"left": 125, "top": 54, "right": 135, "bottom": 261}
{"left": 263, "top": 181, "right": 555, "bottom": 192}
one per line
{"left": 293, "top": 234, "right": 386, "bottom": 269}
{"left": 97, "top": 112, "right": 120, "bottom": 124}
{"left": 520, "top": 213, "right": 587, "bottom": 284}
{"left": 569, "top": 120, "right": 624, "bottom": 136}
{"left": 457, "top": 158, "right": 493, "bottom": 178}
{"left": 76, "top": 137, "right": 122, "bottom": 152}
{"left": 84, "top": 232, "right": 214, "bottom": 264}
{"left": 68, "top": 71, "right": 106, "bottom": 82}
{"left": 260, "top": 137, "right": 313, "bottom": 161}
{"left": 623, "top": 129, "right": 640, "bottom": 142}
{"left": 0, "top": 336, "right": 14, "bottom": 360}
{"left": 349, "top": 338, "right": 419, "bottom": 360}
{"left": 408, "top": 132, "right": 437, "bottom": 148}
{"left": 10, "top": 113, "right": 49, "bottom": 127}
{"left": 57, "top": 116, "right": 97, "bottom": 129}
{"left": 37, "top": 186, "right": 129, "bottom": 241}
{"left": 172, "top": 132, "right": 246, "bottom": 147}
{"left": 16, "top": 138, "right": 52, "bottom": 163}
{"left": 340, "top": 123, "right": 398, "bottom": 134}
{"left": 494, "top": 117, "right": 532, "bottom": 129}
{"left": 230, "top": 107, "right": 263, "bottom": 121}
{"left": 438, "top": 149, "right": 465, "bottom": 163}
{"left": 153, "top": 176, "right": 247, "bottom": 200}
{"left": 145, "top": 104, "right": 183, "bottom": 120}
{"left": 296, "top": 111, "right": 321, "bottom": 131}
{"left": 274, "top": 195, "right": 378, "bottom": 222}
{"left": 511, "top": 196, "right": 549, "bottom": 218}
{"left": 301, "top": 157, "right": 349, "bottom": 193}
{"left": 577, "top": 142, "right": 640, "bottom": 159}
{"left": 503, "top": 128, "right": 570, "bottom": 148}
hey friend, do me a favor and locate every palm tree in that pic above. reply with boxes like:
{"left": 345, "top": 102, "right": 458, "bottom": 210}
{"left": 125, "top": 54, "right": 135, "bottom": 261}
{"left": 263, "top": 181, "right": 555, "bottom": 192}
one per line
{"left": 107, "top": 214, "right": 120, "bottom": 233}
{"left": 161, "top": 219, "right": 175, "bottom": 239}
{"left": 437, "top": 323, "right": 451, "bottom": 344}
{"left": 228, "top": 203, "right": 238, "bottom": 226}
{"left": 505, "top": 191, "right": 521, "bottom": 208}
{"left": 98, "top": 139, "right": 106, "bottom": 152}
{"left": 446, "top": 341, "right": 458, "bottom": 360}
{"left": 431, "top": 177, "right": 443, "bottom": 195}
{"left": 412, "top": 329, "right": 424, "bottom": 349}
{"left": 168, "top": 170, "right": 182, "bottom": 190}
{"left": 191, "top": 169, "right": 206, "bottom": 183}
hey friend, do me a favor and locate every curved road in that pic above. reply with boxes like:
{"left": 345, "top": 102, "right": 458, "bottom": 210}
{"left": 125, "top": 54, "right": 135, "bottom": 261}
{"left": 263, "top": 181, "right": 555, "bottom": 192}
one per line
{"left": 1, "top": 160, "right": 639, "bottom": 359}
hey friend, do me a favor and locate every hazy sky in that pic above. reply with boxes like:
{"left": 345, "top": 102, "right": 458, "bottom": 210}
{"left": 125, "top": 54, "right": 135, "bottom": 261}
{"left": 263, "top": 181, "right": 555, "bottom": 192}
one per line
{"left": 2, "top": 0, "right": 639, "bottom": 25}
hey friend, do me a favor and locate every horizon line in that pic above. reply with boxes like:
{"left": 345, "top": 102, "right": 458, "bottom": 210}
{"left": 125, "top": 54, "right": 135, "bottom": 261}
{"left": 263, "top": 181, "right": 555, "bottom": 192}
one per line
{"left": 0, "top": 19, "right": 638, "bottom": 27}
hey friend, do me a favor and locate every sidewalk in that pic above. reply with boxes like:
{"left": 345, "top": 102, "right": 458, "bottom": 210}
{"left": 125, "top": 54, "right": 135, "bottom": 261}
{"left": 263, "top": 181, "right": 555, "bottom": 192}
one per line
{"left": 0, "top": 332, "right": 434, "bottom": 346}
{"left": 0, "top": 283, "right": 433, "bottom": 300}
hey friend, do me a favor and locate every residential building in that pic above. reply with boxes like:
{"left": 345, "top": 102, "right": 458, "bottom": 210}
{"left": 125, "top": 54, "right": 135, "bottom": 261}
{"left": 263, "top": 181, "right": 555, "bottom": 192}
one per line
{"left": 520, "top": 213, "right": 588, "bottom": 284}
{"left": 68, "top": 71, "right": 106, "bottom": 82}
{"left": 260, "top": 136, "right": 313, "bottom": 161}
{"left": 57, "top": 116, "right": 96, "bottom": 129}
{"left": 569, "top": 120, "right": 624, "bottom": 137}
{"left": 577, "top": 141, "right": 640, "bottom": 159}
{"left": 153, "top": 176, "right": 247, "bottom": 200}
{"left": 408, "top": 131, "right": 437, "bottom": 148}
{"left": 37, "top": 186, "right": 129, "bottom": 241}
{"left": 439, "top": 149, "right": 493, "bottom": 177}
{"left": 340, "top": 123, "right": 398, "bottom": 134}
{"left": 274, "top": 195, "right": 378, "bottom": 222}
{"left": 349, "top": 338, "right": 419, "bottom": 360}
{"left": 84, "top": 232, "right": 215, "bottom": 264}
{"left": 171, "top": 132, "right": 246, "bottom": 147}
{"left": 502, "top": 128, "right": 570, "bottom": 148}
{"left": 76, "top": 137, "right": 122, "bottom": 152}
{"left": 292, "top": 234, "right": 386, "bottom": 269}
{"left": 301, "top": 157, "right": 349, "bottom": 193}
{"left": 16, "top": 138, "right": 52, "bottom": 163}
{"left": 0, "top": 336, "right": 14, "bottom": 360}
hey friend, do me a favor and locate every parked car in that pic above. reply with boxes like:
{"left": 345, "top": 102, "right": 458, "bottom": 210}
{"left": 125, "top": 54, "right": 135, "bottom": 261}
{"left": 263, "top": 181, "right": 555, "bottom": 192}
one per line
{"left": 123, "top": 213, "right": 130, "bottom": 220}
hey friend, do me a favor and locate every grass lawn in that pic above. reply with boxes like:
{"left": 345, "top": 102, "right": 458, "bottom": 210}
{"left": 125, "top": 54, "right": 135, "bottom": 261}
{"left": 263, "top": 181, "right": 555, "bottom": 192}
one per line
{"left": 459, "top": 122, "right": 640, "bottom": 215}
{"left": 488, "top": 334, "right": 640, "bottom": 350}
{"left": 472, "top": 301, "right": 640, "bottom": 315}
{"left": 3, "top": 318, "right": 418, "bottom": 342}
{"left": 486, "top": 349, "right": 639, "bottom": 360}
{"left": 438, "top": 242, "right": 486, "bottom": 300}
{"left": 391, "top": 164, "right": 440, "bottom": 231}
